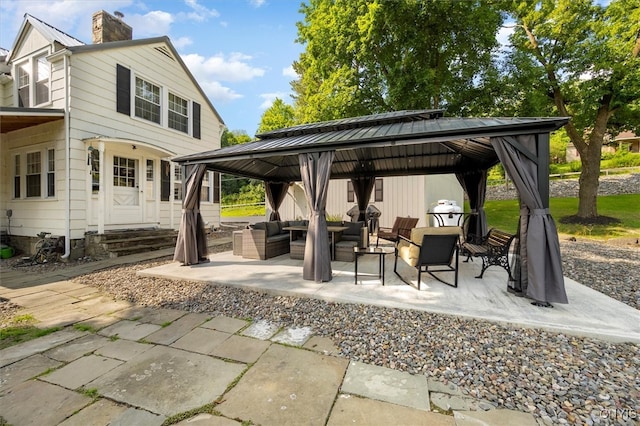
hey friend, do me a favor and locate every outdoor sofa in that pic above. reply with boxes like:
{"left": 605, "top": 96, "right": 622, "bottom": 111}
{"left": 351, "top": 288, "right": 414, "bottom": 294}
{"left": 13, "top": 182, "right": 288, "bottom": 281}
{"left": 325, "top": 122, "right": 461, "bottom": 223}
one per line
{"left": 242, "top": 220, "right": 308, "bottom": 260}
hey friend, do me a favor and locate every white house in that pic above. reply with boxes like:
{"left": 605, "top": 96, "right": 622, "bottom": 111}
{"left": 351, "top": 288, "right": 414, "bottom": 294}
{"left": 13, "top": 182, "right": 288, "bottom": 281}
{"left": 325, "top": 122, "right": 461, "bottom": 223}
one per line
{"left": 0, "top": 11, "right": 224, "bottom": 258}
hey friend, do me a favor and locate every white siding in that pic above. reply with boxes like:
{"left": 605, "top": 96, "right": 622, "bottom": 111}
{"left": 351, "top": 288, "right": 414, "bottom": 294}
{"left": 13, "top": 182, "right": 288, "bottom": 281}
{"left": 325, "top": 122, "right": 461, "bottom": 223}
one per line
{"left": 279, "top": 175, "right": 464, "bottom": 229}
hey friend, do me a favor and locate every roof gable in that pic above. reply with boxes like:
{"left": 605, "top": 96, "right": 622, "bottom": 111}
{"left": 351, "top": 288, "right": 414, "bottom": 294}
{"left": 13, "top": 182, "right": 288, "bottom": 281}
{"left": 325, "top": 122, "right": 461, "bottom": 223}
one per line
{"left": 66, "top": 37, "right": 224, "bottom": 125}
{"left": 7, "top": 14, "right": 84, "bottom": 63}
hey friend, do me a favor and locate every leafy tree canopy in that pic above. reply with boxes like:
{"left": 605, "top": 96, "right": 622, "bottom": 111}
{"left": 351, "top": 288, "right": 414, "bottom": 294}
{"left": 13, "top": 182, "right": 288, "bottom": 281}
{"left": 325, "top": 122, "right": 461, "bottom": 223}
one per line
{"left": 293, "top": 0, "right": 504, "bottom": 123}
{"left": 257, "top": 98, "right": 298, "bottom": 134}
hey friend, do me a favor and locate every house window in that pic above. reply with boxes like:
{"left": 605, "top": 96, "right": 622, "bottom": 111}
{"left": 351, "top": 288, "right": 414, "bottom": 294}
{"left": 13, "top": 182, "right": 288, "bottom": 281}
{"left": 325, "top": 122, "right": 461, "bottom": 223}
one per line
{"left": 26, "top": 152, "right": 41, "bottom": 197}
{"left": 213, "top": 172, "right": 220, "bottom": 203}
{"left": 113, "top": 156, "right": 136, "bottom": 188}
{"left": 91, "top": 151, "right": 100, "bottom": 193}
{"left": 346, "top": 178, "right": 383, "bottom": 202}
{"left": 14, "top": 155, "right": 21, "bottom": 198}
{"left": 47, "top": 149, "right": 55, "bottom": 197}
{"left": 200, "top": 172, "right": 210, "bottom": 202}
{"left": 174, "top": 165, "right": 183, "bottom": 201}
{"left": 168, "top": 93, "right": 189, "bottom": 133}
{"left": 347, "top": 181, "right": 354, "bottom": 203}
{"left": 135, "top": 77, "right": 161, "bottom": 124}
{"left": 17, "top": 62, "right": 30, "bottom": 107}
{"left": 161, "top": 160, "right": 171, "bottom": 201}
{"left": 374, "top": 178, "right": 383, "bottom": 202}
{"left": 146, "top": 159, "right": 155, "bottom": 200}
{"left": 35, "top": 54, "right": 50, "bottom": 105}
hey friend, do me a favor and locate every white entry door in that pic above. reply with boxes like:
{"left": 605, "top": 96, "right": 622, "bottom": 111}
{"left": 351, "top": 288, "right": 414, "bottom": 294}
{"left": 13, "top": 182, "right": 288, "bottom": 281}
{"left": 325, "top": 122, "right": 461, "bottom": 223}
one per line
{"left": 111, "top": 155, "right": 143, "bottom": 224}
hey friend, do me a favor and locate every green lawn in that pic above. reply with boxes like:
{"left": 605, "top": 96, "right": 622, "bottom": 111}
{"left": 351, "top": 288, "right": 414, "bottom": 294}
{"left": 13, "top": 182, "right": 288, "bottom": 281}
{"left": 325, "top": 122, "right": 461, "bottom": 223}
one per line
{"left": 482, "top": 194, "right": 640, "bottom": 239}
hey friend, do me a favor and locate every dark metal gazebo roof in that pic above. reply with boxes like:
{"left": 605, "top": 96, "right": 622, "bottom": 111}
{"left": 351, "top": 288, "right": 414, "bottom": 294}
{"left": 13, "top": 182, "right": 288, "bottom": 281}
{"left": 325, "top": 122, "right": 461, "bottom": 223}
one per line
{"left": 173, "top": 110, "right": 568, "bottom": 181}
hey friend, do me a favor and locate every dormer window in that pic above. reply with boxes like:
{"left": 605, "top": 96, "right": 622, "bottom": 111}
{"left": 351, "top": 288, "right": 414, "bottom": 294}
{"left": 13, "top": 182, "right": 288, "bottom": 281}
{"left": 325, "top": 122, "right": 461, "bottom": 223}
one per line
{"left": 15, "top": 52, "right": 50, "bottom": 107}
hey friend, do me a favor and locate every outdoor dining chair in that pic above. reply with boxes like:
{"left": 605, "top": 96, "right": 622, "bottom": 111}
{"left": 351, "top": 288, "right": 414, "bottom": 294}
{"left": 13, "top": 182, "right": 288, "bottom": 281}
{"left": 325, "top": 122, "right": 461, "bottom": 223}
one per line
{"left": 376, "top": 216, "right": 418, "bottom": 247}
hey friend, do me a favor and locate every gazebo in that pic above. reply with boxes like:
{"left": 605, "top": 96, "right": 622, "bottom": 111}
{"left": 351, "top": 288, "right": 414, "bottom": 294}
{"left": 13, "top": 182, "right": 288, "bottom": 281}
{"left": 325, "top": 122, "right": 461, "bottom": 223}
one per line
{"left": 172, "top": 110, "right": 569, "bottom": 306}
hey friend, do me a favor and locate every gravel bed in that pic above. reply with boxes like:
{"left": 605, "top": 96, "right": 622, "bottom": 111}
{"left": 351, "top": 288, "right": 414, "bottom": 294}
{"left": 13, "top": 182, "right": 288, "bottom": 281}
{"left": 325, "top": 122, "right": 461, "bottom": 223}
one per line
{"left": 63, "top": 238, "right": 640, "bottom": 425}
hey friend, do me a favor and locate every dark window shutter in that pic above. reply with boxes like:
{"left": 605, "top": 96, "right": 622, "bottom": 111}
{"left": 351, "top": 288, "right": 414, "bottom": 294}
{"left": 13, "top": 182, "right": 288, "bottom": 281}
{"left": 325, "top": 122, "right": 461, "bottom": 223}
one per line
{"left": 160, "top": 160, "right": 171, "bottom": 201}
{"left": 116, "top": 64, "right": 131, "bottom": 115}
{"left": 193, "top": 102, "right": 201, "bottom": 139}
{"left": 213, "top": 172, "right": 220, "bottom": 203}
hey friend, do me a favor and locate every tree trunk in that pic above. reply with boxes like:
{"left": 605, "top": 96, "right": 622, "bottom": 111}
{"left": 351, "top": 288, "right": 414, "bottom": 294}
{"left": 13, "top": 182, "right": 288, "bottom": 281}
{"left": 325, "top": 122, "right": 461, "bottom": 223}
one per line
{"left": 577, "top": 146, "right": 601, "bottom": 218}
{"left": 574, "top": 105, "right": 611, "bottom": 219}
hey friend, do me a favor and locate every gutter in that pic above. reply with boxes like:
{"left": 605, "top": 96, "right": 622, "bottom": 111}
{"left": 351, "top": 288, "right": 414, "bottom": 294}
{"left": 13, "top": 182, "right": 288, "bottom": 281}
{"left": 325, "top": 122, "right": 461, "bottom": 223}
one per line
{"left": 60, "top": 52, "right": 72, "bottom": 258}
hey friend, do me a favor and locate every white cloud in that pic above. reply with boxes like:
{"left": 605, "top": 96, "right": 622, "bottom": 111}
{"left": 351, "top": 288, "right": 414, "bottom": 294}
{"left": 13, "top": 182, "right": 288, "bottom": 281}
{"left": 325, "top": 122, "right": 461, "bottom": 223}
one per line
{"left": 126, "top": 10, "right": 174, "bottom": 37}
{"left": 259, "top": 92, "right": 289, "bottom": 109}
{"left": 182, "top": 52, "right": 265, "bottom": 82}
{"left": 250, "top": 0, "right": 267, "bottom": 7}
{"left": 282, "top": 65, "right": 297, "bottom": 78}
{"left": 172, "top": 36, "right": 192, "bottom": 49}
{"left": 199, "top": 80, "right": 243, "bottom": 103}
{"left": 182, "top": 0, "right": 219, "bottom": 20}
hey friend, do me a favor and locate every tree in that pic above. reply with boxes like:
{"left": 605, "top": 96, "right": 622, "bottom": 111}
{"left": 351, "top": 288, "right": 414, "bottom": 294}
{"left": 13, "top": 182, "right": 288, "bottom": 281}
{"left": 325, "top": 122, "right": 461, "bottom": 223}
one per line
{"left": 257, "top": 98, "right": 297, "bottom": 134}
{"left": 293, "top": 0, "right": 504, "bottom": 123}
{"left": 505, "top": 0, "right": 640, "bottom": 220}
{"left": 220, "top": 129, "right": 257, "bottom": 198}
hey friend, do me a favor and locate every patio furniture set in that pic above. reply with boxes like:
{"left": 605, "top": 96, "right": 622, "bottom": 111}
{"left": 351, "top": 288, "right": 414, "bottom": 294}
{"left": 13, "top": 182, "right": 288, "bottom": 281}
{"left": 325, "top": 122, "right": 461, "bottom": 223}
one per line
{"left": 232, "top": 216, "right": 514, "bottom": 289}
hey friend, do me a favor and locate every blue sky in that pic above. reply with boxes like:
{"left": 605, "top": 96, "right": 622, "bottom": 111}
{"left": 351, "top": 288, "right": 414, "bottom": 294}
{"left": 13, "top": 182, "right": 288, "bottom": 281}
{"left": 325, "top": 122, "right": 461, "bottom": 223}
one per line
{"left": 0, "top": 0, "right": 305, "bottom": 137}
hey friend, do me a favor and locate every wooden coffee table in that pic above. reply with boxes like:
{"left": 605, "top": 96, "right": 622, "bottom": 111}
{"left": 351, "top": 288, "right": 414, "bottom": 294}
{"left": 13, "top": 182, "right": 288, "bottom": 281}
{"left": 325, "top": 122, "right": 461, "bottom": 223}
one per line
{"left": 354, "top": 246, "right": 395, "bottom": 285}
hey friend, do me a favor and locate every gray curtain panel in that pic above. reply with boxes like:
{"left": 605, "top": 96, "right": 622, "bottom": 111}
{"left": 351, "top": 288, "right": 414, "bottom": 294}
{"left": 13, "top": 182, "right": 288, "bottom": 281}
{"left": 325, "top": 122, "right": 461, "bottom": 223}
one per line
{"left": 299, "top": 151, "right": 334, "bottom": 282}
{"left": 173, "top": 164, "right": 208, "bottom": 266}
{"left": 455, "top": 170, "right": 488, "bottom": 243}
{"left": 350, "top": 176, "right": 376, "bottom": 222}
{"left": 266, "top": 181, "right": 290, "bottom": 221}
{"left": 491, "top": 135, "right": 568, "bottom": 304}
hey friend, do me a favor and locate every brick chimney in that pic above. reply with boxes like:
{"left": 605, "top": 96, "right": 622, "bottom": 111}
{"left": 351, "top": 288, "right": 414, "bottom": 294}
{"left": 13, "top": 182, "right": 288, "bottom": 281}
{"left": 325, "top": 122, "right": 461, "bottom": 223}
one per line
{"left": 92, "top": 10, "right": 132, "bottom": 44}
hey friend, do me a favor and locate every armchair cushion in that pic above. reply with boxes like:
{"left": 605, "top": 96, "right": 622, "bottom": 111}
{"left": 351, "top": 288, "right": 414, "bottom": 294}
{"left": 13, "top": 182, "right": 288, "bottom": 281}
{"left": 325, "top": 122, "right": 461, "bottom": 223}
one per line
{"left": 343, "top": 221, "right": 365, "bottom": 235}
{"left": 397, "top": 227, "right": 463, "bottom": 267}
{"left": 266, "top": 221, "right": 281, "bottom": 237}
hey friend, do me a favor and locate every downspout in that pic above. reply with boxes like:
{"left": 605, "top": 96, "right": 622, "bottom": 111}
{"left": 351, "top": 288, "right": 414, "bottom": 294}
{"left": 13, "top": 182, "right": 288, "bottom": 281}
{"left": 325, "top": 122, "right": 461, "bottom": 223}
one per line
{"left": 61, "top": 52, "right": 71, "bottom": 258}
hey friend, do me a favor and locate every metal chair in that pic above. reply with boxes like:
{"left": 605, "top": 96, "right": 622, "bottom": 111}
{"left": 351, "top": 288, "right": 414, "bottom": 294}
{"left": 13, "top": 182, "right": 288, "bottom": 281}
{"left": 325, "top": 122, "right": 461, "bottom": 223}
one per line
{"left": 376, "top": 216, "right": 418, "bottom": 247}
{"left": 394, "top": 233, "right": 459, "bottom": 289}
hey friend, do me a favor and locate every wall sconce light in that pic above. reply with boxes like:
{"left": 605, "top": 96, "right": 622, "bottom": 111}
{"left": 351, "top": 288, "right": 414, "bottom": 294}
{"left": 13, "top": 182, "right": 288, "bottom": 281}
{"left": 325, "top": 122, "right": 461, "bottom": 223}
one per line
{"left": 87, "top": 145, "right": 95, "bottom": 152}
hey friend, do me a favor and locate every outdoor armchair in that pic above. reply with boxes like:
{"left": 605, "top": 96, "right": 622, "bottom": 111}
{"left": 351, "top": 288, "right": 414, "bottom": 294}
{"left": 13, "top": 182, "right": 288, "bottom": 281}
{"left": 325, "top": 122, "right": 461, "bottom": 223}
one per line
{"left": 394, "top": 227, "right": 461, "bottom": 289}
{"left": 376, "top": 216, "right": 418, "bottom": 247}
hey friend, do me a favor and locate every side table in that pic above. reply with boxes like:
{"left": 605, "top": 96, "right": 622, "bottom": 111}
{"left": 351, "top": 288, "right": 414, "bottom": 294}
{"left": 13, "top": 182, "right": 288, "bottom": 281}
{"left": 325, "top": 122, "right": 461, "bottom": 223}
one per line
{"left": 354, "top": 246, "right": 395, "bottom": 285}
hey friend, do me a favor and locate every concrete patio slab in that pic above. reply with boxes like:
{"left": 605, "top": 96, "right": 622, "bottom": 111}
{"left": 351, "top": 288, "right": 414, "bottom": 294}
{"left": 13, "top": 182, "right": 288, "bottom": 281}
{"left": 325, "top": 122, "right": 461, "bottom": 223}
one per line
{"left": 139, "top": 251, "right": 640, "bottom": 343}
{"left": 454, "top": 408, "right": 539, "bottom": 425}
{"left": 327, "top": 394, "right": 455, "bottom": 426}
{"left": 271, "top": 325, "right": 313, "bottom": 346}
{"left": 144, "top": 312, "right": 210, "bottom": 345}
{"left": 112, "top": 306, "right": 186, "bottom": 325}
{"left": 216, "top": 344, "right": 348, "bottom": 425}
{"left": 174, "top": 413, "right": 241, "bottom": 425}
{"left": 41, "top": 354, "right": 123, "bottom": 389}
{"left": 57, "top": 399, "right": 128, "bottom": 426}
{"left": 0, "top": 354, "right": 62, "bottom": 395}
{"left": 209, "top": 334, "right": 271, "bottom": 364}
{"left": 98, "top": 320, "right": 162, "bottom": 341}
{"left": 88, "top": 345, "right": 246, "bottom": 416}
{"left": 0, "top": 328, "right": 87, "bottom": 368}
{"left": 241, "top": 319, "right": 280, "bottom": 340}
{"left": 44, "top": 333, "right": 112, "bottom": 362}
{"left": 201, "top": 315, "right": 249, "bottom": 334}
{"left": 95, "top": 339, "right": 155, "bottom": 361}
{"left": 341, "top": 360, "right": 431, "bottom": 411}
{"left": 104, "top": 407, "right": 166, "bottom": 425}
{"left": 0, "top": 380, "right": 91, "bottom": 425}
{"left": 171, "top": 327, "right": 231, "bottom": 354}
{"left": 303, "top": 335, "right": 341, "bottom": 355}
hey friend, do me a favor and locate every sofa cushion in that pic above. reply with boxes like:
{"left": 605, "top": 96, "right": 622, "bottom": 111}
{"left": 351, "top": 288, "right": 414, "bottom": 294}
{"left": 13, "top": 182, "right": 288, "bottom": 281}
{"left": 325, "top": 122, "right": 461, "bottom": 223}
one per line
{"left": 266, "top": 233, "right": 289, "bottom": 243}
{"left": 266, "top": 221, "right": 281, "bottom": 237}
{"left": 327, "top": 221, "right": 343, "bottom": 227}
{"left": 252, "top": 222, "right": 267, "bottom": 230}
{"left": 290, "top": 220, "right": 307, "bottom": 227}
{"left": 343, "top": 221, "right": 364, "bottom": 235}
